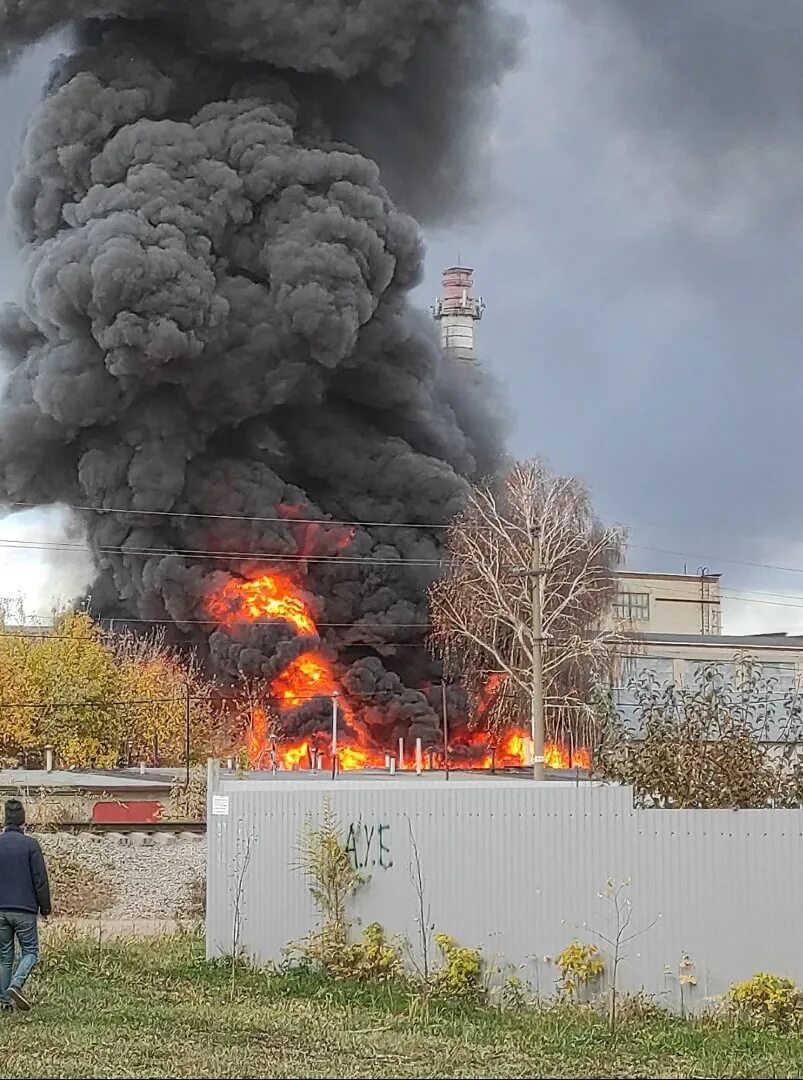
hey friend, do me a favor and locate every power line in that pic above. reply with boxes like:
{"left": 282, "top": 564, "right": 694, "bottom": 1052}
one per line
{"left": 0, "top": 632, "right": 434, "bottom": 647}
{"left": 2, "top": 500, "right": 452, "bottom": 531}
{"left": 10, "top": 535, "right": 803, "bottom": 619}
{"left": 9, "top": 532, "right": 803, "bottom": 607}
{"left": 0, "top": 696, "right": 188, "bottom": 709}
{"left": 100, "top": 618, "right": 431, "bottom": 628}
{"left": 0, "top": 537, "right": 441, "bottom": 567}
{"left": 630, "top": 542, "right": 803, "bottom": 580}
{"left": 0, "top": 685, "right": 444, "bottom": 710}
{"left": 12, "top": 498, "right": 803, "bottom": 586}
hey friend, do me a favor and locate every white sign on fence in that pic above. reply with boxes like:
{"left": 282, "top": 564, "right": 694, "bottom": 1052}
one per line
{"left": 211, "top": 795, "right": 229, "bottom": 816}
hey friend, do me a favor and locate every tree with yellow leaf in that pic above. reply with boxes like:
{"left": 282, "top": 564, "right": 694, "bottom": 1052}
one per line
{"left": 0, "top": 632, "right": 39, "bottom": 762}
{"left": 22, "top": 612, "right": 122, "bottom": 766}
{"left": 0, "top": 607, "right": 223, "bottom": 768}
{"left": 111, "top": 629, "right": 220, "bottom": 765}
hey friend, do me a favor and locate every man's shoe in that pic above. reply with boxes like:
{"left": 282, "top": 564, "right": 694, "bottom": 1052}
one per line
{"left": 8, "top": 987, "right": 30, "bottom": 1012}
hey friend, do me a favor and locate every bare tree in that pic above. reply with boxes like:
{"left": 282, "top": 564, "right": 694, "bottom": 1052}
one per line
{"left": 229, "top": 824, "right": 256, "bottom": 999}
{"left": 406, "top": 817, "right": 433, "bottom": 979}
{"left": 587, "top": 879, "right": 659, "bottom": 1030}
{"left": 430, "top": 459, "right": 626, "bottom": 750}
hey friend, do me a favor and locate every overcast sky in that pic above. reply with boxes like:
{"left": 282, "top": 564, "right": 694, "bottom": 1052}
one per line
{"left": 3, "top": 1, "right": 803, "bottom": 631}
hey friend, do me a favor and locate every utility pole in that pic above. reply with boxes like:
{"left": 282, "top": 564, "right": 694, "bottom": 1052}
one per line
{"left": 441, "top": 682, "right": 450, "bottom": 780}
{"left": 331, "top": 692, "right": 339, "bottom": 780}
{"left": 184, "top": 683, "right": 191, "bottom": 788}
{"left": 530, "top": 528, "right": 546, "bottom": 781}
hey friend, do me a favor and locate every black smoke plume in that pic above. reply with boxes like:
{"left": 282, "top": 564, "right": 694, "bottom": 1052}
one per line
{"left": 0, "top": 1, "right": 516, "bottom": 751}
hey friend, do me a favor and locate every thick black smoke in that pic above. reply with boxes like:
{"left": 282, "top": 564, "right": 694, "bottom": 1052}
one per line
{"left": 0, "top": 1, "right": 516, "bottom": 751}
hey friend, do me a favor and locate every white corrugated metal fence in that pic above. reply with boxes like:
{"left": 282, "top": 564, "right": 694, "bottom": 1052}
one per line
{"left": 206, "top": 768, "right": 803, "bottom": 1008}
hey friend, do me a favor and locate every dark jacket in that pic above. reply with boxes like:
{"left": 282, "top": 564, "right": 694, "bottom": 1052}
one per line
{"left": 0, "top": 826, "right": 51, "bottom": 916}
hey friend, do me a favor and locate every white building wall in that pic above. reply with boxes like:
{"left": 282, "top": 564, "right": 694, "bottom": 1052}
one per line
{"left": 613, "top": 573, "right": 722, "bottom": 635}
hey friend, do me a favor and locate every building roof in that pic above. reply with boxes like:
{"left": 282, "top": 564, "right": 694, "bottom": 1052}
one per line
{"left": 623, "top": 631, "right": 803, "bottom": 651}
{"left": 0, "top": 768, "right": 177, "bottom": 793}
{"left": 230, "top": 768, "right": 593, "bottom": 785}
{"left": 616, "top": 571, "right": 722, "bottom": 583}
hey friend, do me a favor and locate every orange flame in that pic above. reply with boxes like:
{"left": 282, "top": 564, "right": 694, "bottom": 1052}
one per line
{"left": 207, "top": 573, "right": 316, "bottom": 635}
{"left": 281, "top": 740, "right": 311, "bottom": 769}
{"left": 468, "top": 673, "right": 592, "bottom": 771}
{"left": 209, "top": 576, "right": 592, "bottom": 773}
{"left": 246, "top": 706, "right": 271, "bottom": 768}
{"left": 273, "top": 651, "right": 338, "bottom": 708}
{"left": 208, "top": 573, "right": 385, "bottom": 770}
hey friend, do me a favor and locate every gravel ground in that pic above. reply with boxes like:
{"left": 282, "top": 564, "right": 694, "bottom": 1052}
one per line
{"left": 39, "top": 833, "right": 206, "bottom": 920}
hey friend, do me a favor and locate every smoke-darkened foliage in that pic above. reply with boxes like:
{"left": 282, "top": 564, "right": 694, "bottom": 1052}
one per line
{"left": 0, "top": 1, "right": 518, "bottom": 750}
{"left": 598, "top": 660, "right": 803, "bottom": 808}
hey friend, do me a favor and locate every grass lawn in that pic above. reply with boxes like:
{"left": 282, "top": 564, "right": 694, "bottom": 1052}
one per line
{"left": 0, "top": 934, "right": 801, "bottom": 1079}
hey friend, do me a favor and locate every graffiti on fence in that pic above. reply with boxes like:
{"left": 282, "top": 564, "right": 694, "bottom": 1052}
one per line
{"left": 345, "top": 821, "right": 393, "bottom": 871}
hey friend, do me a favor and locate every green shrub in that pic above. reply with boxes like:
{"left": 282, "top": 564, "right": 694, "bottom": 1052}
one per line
{"left": 727, "top": 973, "right": 803, "bottom": 1029}
{"left": 500, "top": 974, "right": 528, "bottom": 1010}
{"left": 346, "top": 923, "right": 404, "bottom": 983}
{"left": 433, "top": 933, "right": 483, "bottom": 1000}
{"left": 296, "top": 921, "right": 403, "bottom": 984}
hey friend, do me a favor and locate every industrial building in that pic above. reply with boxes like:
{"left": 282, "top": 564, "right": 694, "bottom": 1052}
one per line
{"left": 612, "top": 570, "right": 803, "bottom": 739}
{"left": 613, "top": 570, "right": 722, "bottom": 635}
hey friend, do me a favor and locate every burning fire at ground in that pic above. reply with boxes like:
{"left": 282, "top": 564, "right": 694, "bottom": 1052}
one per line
{"left": 208, "top": 572, "right": 591, "bottom": 773}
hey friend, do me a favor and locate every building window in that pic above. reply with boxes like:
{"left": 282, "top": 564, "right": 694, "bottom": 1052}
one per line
{"left": 613, "top": 591, "right": 650, "bottom": 622}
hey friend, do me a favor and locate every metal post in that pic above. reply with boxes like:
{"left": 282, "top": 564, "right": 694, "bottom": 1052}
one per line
{"left": 206, "top": 757, "right": 220, "bottom": 827}
{"left": 441, "top": 682, "right": 450, "bottom": 780}
{"left": 331, "top": 692, "right": 339, "bottom": 779}
{"left": 185, "top": 684, "right": 191, "bottom": 787}
{"left": 531, "top": 528, "right": 546, "bottom": 781}
{"left": 398, "top": 736, "right": 405, "bottom": 771}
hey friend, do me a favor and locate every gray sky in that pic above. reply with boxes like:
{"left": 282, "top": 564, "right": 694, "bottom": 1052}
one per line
{"left": 3, "top": 2, "right": 803, "bottom": 630}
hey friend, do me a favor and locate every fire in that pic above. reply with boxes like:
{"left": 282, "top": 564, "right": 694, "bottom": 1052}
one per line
{"left": 246, "top": 706, "right": 270, "bottom": 768}
{"left": 544, "top": 743, "right": 591, "bottom": 770}
{"left": 337, "top": 744, "right": 377, "bottom": 770}
{"left": 208, "top": 571, "right": 386, "bottom": 770}
{"left": 281, "top": 741, "right": 310, "bottom": 769}
{"left": 469, "top": 673, "right": 592, "bottom": 770}
{"left": 209, "top": 574, "right": 593, "bottom": 773}
{"left": 273, "top": 651, "right": 338, "bottom": 708}
{"left": 446, "top": 725, "right": 590, "bottom": 771}
{"left": 207, "top": 573, "right": 316, "bottom": 635}
{"left": 476, "top": 671, "right": 506, "bottom": 712}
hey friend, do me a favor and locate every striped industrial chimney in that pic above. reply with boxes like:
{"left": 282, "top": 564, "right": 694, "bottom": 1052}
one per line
{"left": 432, "top": 265, "right": 485, "bottom": 364}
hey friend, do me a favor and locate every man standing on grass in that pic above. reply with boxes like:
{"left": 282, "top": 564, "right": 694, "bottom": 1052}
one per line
{"left": 0, "top": 799, "right": 51, "bottom": 1012}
